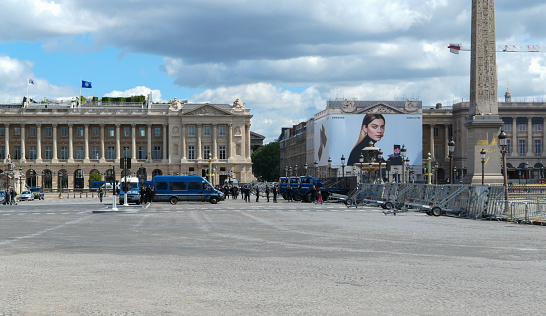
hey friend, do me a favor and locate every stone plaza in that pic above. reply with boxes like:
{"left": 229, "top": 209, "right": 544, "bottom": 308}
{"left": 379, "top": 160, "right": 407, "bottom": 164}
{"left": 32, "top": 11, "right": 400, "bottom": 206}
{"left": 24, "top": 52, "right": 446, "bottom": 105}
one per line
{"left": 0, "top": 197, "right": 544, "bottom": 315}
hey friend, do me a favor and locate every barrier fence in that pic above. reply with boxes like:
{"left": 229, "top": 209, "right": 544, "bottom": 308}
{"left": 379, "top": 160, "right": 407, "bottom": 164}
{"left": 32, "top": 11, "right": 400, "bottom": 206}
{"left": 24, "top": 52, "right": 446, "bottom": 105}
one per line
{"left": 347, "top": 183, "right": 546, "bottom": 224}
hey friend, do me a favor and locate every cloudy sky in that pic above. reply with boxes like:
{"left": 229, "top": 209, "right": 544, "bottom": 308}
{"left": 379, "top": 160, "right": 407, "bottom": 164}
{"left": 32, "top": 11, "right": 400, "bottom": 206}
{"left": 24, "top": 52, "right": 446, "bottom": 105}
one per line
{"left": 2, "top": 0, "right": 546, "bottom": 142}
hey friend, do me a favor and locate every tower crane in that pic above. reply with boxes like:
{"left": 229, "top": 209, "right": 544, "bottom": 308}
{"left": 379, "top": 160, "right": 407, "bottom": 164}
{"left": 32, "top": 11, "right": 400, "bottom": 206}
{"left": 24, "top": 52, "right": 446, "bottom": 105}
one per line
{"left": 448, "top": 43, "right": 542, "bottom": 54}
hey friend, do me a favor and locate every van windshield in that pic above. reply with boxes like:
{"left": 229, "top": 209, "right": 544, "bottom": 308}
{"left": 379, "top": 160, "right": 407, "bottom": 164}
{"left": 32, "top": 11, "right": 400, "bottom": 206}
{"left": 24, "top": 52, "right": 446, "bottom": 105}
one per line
{"left": 121, "top": 182, "right": 139, "bottom": 190}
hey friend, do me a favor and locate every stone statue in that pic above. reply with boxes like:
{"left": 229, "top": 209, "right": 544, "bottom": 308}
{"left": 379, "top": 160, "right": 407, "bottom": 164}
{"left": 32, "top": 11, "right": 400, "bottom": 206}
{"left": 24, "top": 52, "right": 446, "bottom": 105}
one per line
{"left": 232, "top": 98, "right": 245, "bottom": 110}
{"left": 169, "top": 97, "right": 183, "bottom": 111}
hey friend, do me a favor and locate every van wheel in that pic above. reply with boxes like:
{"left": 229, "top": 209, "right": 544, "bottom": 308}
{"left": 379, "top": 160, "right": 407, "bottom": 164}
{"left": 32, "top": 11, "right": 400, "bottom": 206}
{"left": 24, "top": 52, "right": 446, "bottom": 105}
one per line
{"left": 210, "top": 197, "right": 218, "bottom": 204}
{"left": 305, "top": 192, "right": 312, "bottom": 203}
{"left": 170, "top": 197, "right": 178, "bottom": 205}
{"left": 432, "top": 207, "right": 442, "bottom": 217}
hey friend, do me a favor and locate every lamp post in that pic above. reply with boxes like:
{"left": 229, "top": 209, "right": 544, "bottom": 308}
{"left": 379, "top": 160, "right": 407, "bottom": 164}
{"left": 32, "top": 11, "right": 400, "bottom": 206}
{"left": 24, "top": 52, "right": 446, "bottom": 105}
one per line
{"left": 480, "top": 148, "right": 486, "bottom": 185}
{"left": 289, "top": 167, "right": 292, "bottom": 177}
{"left": 434, "top": 162, "right": 439, "bottom": 185}
{"left": 340, "top": 155, "right": 345, "bottom": 178}
{"left": 377, "top": 149, "right": 383, "bottom": 184}
{"left": 498, "top": 130, "right": 509, "bottom": 215}
{"left": 358, "top": 154, "right": 364, "bottom": 184}
{"left": 454, "top": 166, "right": 457, "bottom": 184}
{"left": 284, "top": 166, "right": 288, "bottom": 177}
{"left": 295, "top": 165, "right": 298, "bottom": 177}
{"left": 304, "top": 163, "right": 308, "bottom": 176}
{"left": 400, "top": 145, "right": 407, "bottom": 183}
{"left": 426, "top": 153, "right": 432, "bottom": 184}
{"left": 525, "top": 162, "right": 529, "bottom": 185}
{"left": 208, "top": 152, "right": 212, "bottom": 184}
{"left": 448, "top": 139, "right": 455, "bottom": 184}
{"left": 314, "top": 161, "right": 318, "bottom": 178}
{"left": 327, "top": 158, "right": 332, "bottom": 178}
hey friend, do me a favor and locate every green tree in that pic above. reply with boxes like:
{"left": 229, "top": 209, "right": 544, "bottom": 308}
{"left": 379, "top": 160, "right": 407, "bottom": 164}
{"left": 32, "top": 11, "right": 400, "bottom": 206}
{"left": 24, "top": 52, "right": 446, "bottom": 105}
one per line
{"left": 88, "top": 172, "right": 103, "bottom": 188}
{"left": 251, "top": 142, "right": 280, "bottom": 182}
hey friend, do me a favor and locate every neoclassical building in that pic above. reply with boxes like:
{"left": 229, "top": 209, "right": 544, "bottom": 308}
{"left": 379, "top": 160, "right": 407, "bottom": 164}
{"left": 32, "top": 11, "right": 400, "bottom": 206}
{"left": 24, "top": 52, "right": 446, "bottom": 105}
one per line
{"left": 0, "top": 98, "right": 253, "bottom": 190}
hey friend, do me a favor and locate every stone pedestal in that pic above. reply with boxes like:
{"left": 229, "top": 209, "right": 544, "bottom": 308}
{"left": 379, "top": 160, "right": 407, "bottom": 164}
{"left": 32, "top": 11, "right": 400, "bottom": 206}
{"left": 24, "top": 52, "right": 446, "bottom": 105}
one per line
{"left": 463, "top": 116, "right": 503, "bottom": 184}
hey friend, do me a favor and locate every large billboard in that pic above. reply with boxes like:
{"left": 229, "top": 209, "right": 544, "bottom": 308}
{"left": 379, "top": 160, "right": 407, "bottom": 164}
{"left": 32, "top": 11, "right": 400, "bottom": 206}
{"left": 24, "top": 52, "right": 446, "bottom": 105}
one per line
{"left": 314, "top": 113, "right": 423, "bottom": 167}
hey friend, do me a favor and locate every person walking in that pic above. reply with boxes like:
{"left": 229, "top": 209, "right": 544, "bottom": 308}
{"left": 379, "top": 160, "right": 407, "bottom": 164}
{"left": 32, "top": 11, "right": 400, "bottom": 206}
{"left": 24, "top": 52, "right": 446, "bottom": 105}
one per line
{"left": 146, "top": 185, "right": 152, "bottom": 203}
{"left": 272, "top": 185, "right": 277, "bottom": 203}
{"left": 316, "top": 187, "right": 322, "bottom": 203}
{"left": 245, "top": 185, "right": 251, "bottom": 202}
{"left": 265, "top": 185, "right": 270, "bottom": 202}
{"left": 309, "top": 185, "right": 316, "bottom": 203}
{"left": 255, "top": 186, "right": 260, "bottom": 202}
{"left": 286, "top": 185, "right": 292, "bottom": 202}
{"left": 5, "top": 187, "right": 11, "bottom": 205}
{"left": 99, "top": 186, "right": 104, "bottom": 203}
{"left": 10, "top": 188, "right": 16, "bottom": 205}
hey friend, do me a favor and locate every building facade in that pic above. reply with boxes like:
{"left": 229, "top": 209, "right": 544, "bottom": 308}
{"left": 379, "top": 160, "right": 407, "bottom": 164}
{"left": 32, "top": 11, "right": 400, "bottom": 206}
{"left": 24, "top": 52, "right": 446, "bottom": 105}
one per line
{"left": 0, "top": 98, "right": 253, "bottom": 190}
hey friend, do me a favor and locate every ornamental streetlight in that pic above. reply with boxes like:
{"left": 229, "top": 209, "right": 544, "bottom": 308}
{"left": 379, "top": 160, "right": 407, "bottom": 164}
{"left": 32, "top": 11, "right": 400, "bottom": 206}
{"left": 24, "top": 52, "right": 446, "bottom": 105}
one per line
{"left": 448, "top": 139, "right": 455, "bottom": 184}
{"left": 327, "top": 157, "right": 332, "bottom": 178}
{"left": 294, "top": 165, "right": 298, "bottom": 177}
{"left": 358, "top": 154, "right": 364, "bottom": 184}
{"left": 314, "top": 161, "right": 318, "bottom": 178}
{"left": 340, "top": 154, "right": 346, "bottom": 178}
{"left": 453, "top": 166, "right": 457, "bottom": 184}
{"left": 434, "top": 162, "right": 439, "bottom": 185}
{"left": 400, "top": 144, "right": 407, "bottom": 183}
{"left": 377, "top": 149, "right": 383, "bottom": 184}
{"left": 498, "top": 130, "right": 509, "bottom": 215}
{"left": 304, "top": 163, "right": 308, "bottom": 176}
{"left": 480, "top": 148, "right": 486, "bottom": 185}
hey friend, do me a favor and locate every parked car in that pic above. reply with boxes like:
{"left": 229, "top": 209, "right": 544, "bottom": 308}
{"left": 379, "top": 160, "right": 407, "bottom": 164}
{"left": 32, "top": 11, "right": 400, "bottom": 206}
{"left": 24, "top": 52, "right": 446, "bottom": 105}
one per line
{"left": 0, "top": 190, "right": 5, "bottom": 204}
{"left": 30, "top": 187, "right": 44, "bottom": 200}
{"left": 19, "top": 190, "right": 35, "bottom": 201}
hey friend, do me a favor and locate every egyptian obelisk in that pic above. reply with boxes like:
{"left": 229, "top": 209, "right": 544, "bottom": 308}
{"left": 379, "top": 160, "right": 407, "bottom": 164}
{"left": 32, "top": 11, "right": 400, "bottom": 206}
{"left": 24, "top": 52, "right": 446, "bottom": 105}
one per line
{"left": 463, "top": 0, "right": 504, "bottom": 184}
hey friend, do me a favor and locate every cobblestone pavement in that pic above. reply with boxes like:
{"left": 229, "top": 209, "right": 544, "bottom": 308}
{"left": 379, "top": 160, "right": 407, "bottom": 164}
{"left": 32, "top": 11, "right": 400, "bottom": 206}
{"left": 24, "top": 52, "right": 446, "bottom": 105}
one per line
{"left": 1, "top": 197, "right": 545, "bottom": 315}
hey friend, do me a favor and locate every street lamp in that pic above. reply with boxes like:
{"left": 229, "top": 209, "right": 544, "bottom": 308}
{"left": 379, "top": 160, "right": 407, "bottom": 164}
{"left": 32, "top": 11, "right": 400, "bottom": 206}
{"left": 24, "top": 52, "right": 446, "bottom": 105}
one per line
{"left": 314, "top": 161, "right": 318, "bottom": 178}
{"left": 284, "top": 166, "right": 288, "bottom": 177}
{"left": 498, "top": 130, "right": 509, "bottom": 215}
{"left": 289, "top": 167, "right": 292, "bottom": 177}
{"left": 480, "top": 148, "right": 486, "bottom": 185}
{"left": 327, "top": 157, "right": 332, "bottom": 178}
{"left": 454, "top": 166, "right": 457, "bottom": 184}
{"left": 377, "top": 149, "right": 383, "bottom": 184}
{"left": 400, "top": 145, "right": 407, "bottom": 183}
{"left": 448, "top": 139, "right": 455, "bottom": 184}
{"left": 525, "top": 162, "right": 529, "bottom": 185}
{"left": 295, "top": 165, "right": 298, "bottom": 177}
{"left": 340, "top": 154, "right": 345, "bottom": 178}
{"left": 434, "top": 162, "right": 439, "bottom": 185}
{"left": 359, "top": 154, "right": 364, "bottom": 184}
{"left": 304, "top": 163, "right": 308, "bottom": 176}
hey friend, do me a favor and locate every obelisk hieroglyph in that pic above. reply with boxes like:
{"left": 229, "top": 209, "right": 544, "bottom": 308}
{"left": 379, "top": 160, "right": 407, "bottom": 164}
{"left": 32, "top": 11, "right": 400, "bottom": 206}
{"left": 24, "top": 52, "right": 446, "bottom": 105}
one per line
{"left": 463, "top": 0, "right": 504, "bottom": 184}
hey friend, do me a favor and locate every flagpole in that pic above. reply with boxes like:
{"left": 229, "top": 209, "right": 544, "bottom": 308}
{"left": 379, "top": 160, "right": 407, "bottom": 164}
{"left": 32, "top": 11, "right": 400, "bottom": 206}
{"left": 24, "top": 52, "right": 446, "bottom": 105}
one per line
{"left": 79, "top": 78, "right": 81, "bottom": 108}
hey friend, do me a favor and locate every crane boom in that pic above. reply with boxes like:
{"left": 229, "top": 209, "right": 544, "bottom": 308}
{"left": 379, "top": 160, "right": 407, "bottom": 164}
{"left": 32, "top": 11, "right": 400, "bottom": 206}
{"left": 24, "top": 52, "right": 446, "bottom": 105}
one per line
{"left": 448, "top": 43, "right": 542, "bottom": 54}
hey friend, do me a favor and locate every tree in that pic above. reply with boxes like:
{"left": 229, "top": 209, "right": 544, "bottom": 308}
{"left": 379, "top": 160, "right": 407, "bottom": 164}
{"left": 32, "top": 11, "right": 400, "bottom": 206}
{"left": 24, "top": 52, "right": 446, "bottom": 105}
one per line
{"left": 88, "top": 172, "right": 103, "bottom": 188}
{"left": 251, "top": 142, "right": 280, "bottom": 182}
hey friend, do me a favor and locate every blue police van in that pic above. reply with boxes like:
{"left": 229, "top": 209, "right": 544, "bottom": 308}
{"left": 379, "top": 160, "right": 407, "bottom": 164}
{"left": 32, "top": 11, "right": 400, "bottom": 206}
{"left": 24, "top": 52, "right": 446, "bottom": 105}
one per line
{"left": 151, "top": 176, "right": 224, "bottom": 204}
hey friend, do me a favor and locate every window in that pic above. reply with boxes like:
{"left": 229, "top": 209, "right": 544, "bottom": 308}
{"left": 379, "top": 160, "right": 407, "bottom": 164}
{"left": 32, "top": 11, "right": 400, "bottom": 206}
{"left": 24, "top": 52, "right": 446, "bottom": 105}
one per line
{"left": 535, "top": 123, "right": 542, "bottom": 132}
{"left": 504, "top": 123, "right": 511, "bottom": 132}
{"left": 45, "top": 146, "right": 53, "bottom": 159}
{"left": 45, "top": 127, "right": 52, "bottom": 137}
{"left": 29, "top": 146, "right": 36, "bottom": 159}
{"left": 139, "top": 127, "right": 145, "bottom": 137}
{"left": 123, "top": 127, "right": 130, "bottom": 137}
{"left": 76, "top": 146, "right": 84, "bottom": 159}
{"left": 92, "top": 146, "right": 99, "bottom": 160}
{"left": 188, "top": 126, "right": 195, "bottom": 136}
{"left": 506, "top": 139, "right": 511, "bottom": 154}
{"left": 156, "top": 182, "right": 168, "bottom": 191}
{"left": 108, "top": 128, "right": 114, "bottom": 137}
{"left": 14, "top": 127, "right": 20, "bottom": 136}
{"left": 0, "top": 146, "right": 4, "bottom": 159}
{"left": 170, "top": 181, "right": 186, "bottom": 191}
{"left": 92, "top": 127, "right": 99, "bottom": 137}
{"left": 519, "top": 123, "right": 526, "bottom": 132}
{"left": 61, "top": 146, "right": 68, "bottom": 159}
{"left": 107, "top": 146, "right": 115, "bottom": 159}
{"left": 188, "top": 182, "right": 201, "bottom": 191}
{"left": 138, "top": 146, "right": 146, "bottom": 159}
{"left": 0, "top": 127, "right": 4, "bottom": 136}
{"left": 154, "top": 127, "right": 161, "bottom": 137}
{"left": 123, "top": 146, "right": 130, "bottom": 158}
{"left": 61, "top": 127, "right": 68, "bottom": 137}
{"left": 433, "top": 127, "right": 439, "bottom": 137}
{"left": 219, "top": 145, "right": 226, "bottom": 159}
{"left": 30, "top": 127, "right": 36, "bottom": 137}
{"left": 219, "top": 126, "right": 226, "bottom": 136}
{"left": 203, "top": 145, "right": 210, "bottom": 159}
{"left": 14, "top": 146, "right": 21, "bottom": 159}
{"left": 519, "top": 140, "right": 526, "bottom": 154}
{"left": 77, "top": 127, "right": 83, "bottom": 137}
{"left": 204, "top": 126, "right": 210, "bottom": 136}
{"left": 45, "top": 146, "right": 52, "bottom": 159}
{"left": 535, "top": 140, "right": 542, "bottom": 155}
{"left": 188, "top": 145, "right": 195, "bottom": 159}
{"left": 154, "top": 146, "right": 161, "bottom": 160}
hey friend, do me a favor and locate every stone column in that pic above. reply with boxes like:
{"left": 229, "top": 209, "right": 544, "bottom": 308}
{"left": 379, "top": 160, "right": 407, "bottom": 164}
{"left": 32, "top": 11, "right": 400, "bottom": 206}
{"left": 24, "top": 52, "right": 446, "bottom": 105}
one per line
{"left": 527, "top": 118, "right": 533, "bottom": 157}
{"left": 52, "top": 124, "right": 58, "bottom": 162}
{"left": 246, "top": 124, "right": 251, "bottom": 159}
{"left": 163, "top": 124, "right": 168, "bottom": 163}
{"left": 115, "top": 124, "right": 121, "bottom": 163}
{"left": 197, "top": 124, "right": 202, "bottom": 160}
{"left": 430, "top": 124, "right": 435, "bottom": 160}
{"left": 444, "top": 125, "right": 450, "bottom": 159}
{"left": 213, "top": 124, "right": 218, "bottom": 160}
{"left": 228, "top": 123, "right": 233, "bottom": 159}
{"left": 99, "top": 124, "right": 105, "bottom": 163}
{"left": 36, "top": 124, "right": 42, "bottom": 163}
{"left": 511, "top": 118, "right": 517, "bottom": 157}
{"left": 131, "top": 124, "right": 137, "bottom": 162}
{"left": 147, "top": 124, "right": 152, "bottom": 162}
{"left": 181, "top": 123, "right": 186, "bottom": 161}
{"left": 3, "top": 124, "right": 9, "bottom": 163}
{"left": 67, "top": 124, "right": 74, "bottom": 163}
{"left": 84, "top": 124, "right": 90, "bottom": 163}
{"left": 20, "top": 124, "right": 26, "bottom": 163}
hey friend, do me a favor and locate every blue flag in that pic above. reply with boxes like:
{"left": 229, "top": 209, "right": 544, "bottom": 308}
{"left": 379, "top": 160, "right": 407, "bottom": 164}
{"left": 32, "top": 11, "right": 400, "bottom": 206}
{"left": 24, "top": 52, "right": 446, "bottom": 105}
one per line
{"left": 82, "top": 80, "right": 92, "bottom": 88}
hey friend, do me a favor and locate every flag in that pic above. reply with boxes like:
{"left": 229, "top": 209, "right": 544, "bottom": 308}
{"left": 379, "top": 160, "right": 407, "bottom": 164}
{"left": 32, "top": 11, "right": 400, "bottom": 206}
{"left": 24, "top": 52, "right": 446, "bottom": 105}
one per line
{"left": 81, "top": 80, "right": 92, "bottom": 88}
{"left": 28, "top": 78, "right": 35, "bottom": 86}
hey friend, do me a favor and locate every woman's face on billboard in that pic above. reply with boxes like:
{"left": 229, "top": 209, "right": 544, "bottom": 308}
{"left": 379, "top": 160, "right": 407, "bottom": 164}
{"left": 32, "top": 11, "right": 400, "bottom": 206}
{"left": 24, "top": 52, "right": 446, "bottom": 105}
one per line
{"left": 363, "top": 118, "right": 385, "bottom": 142}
